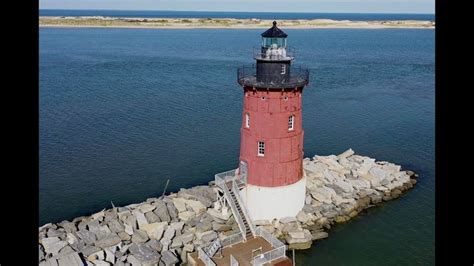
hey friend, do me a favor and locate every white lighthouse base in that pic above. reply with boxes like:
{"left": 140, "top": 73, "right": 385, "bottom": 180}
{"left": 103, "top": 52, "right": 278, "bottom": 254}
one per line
{"left": 239, "top": 176, "right": 306, "bottom": 221}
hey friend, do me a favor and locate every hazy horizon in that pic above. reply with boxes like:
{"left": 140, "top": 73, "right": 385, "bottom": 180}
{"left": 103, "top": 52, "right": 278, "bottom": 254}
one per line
{"left": 39, "top": 0, "right": 435, "bottom": 14}
{"left": 39, "top": 8, "right": 434, "bottom": 14}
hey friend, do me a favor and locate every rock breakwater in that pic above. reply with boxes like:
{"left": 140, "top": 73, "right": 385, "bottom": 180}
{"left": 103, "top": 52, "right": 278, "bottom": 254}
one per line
{"left": 39, "top": 149, "right": 418, "bottom": 265}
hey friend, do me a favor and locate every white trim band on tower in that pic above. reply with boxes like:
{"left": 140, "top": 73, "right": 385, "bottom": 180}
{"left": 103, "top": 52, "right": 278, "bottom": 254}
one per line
{"left": 239, "top": 176, "right": 306, "bottom": 221}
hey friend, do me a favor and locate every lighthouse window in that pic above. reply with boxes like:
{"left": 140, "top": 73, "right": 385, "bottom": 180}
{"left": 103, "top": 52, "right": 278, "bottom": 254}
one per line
{"left": 245, "top": 113, "right": 250, "bottom": 128}
{"left": 258, "top": 141, "right": 265, "bottom": 156}
{"left": 288, "top": 115, "right": 295, "bottom": 131}
{"left": 281, "top": 65, "right": 286, "bottom": 74}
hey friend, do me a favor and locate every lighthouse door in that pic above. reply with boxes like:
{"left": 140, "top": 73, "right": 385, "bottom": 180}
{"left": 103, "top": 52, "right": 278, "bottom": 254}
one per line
{"left": 240, "top": 161, "right": 248, "bottom": 178}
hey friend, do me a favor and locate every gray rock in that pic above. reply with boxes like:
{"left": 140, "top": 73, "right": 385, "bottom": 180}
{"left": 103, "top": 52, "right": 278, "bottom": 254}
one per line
{"left": 129, "top": 243, "right": 161, "bottom": 265}
{"left": 80, "top": 245, "right": 101, "bottom": 257}
{"left": 279, "top": 217, "right": 297, "bottom": 224}
{"left": 160, "top": 238, "right": 172, "bottom": 251}
{"left": 90, "top": 260, "right": 110, "bottom": 266}
{"left": 104, "top": 247, "right": 116, "bottom": 264}
{"left": 337, "top": 148, "right": 354, "bottom": 160}
{"left": 103, "top": 209, "right": 118, "bottom": 224}
{"left": 115, "top": 250, "right": 124, "bottom": 260}
{"left": 47, "top": 228, "right": 66, "bottom": 238}
{"left": 170, "top": 238, "right": 183, "bottom": 249}
{"left": 114, "top": 261, "right": 127, "bottom": 266}
{"left": 178, "top": 187, "right": 214, "bottom": 208}
{"left": 153, "top": 201, "right": 171, "bottom": 222}
{"left": 163, "top": 227, "right": 176, "bottom": 240}
{"left": 126, "top": 254, "right": 142, "bottom": 266}
{"left": 125, "top": 215, "right": 137, "bottom": 230}
{"left": 77, "top": 219, "right": 88, "bottom": 231}
{"left": 196, "top": 220, "right": 212, "bottom": 233}
{"left": 146, "top": 239, "right": 163, "bottom": 252}
{"left": 166, "top": 203, "right": 178, "bottom": 221}
{"left": 184, "top": 216, "right": 199, "bottom": 227}
{"left": 39, "top": 244, "right": 45, "bottom": 261}
{"left": 183, "top": 243, "right": 194, "bottom": 252}
{"left": 56, "top": 245, "right": 75, "bottom": 258}
{"left": 140, "top": 203, "right": 157, "bottom": 213}
{"left": 87, "top": 249, "right": 105, "bottom": 261}
{"left": 92, "top": 225, "right": 112, "bottom": 240}
{"left": 198, "top": 231, "right": 217, "bottom": 243}
{"left": 108, "top": 219, "right": 125, "bottom": 233}
{"left": 39, "top": 258, "right": 59, "bottom": 266}
{"left": 161, "top": 250, "right": 179, "bottom": 266}
{"left": 302, "top": 204, "right": 315, "bottom": 214}
{"left": 58, "top": 221, "right": 77, "bottom": 234}
{"left": 118, "top": 231, "right": 131, "bottom": 241}
{"left": 134, "top": 209, "right": 149, "bottom": 228}
{"left": 85, "top": 219, "right": 100, "bottom": 232}
{"left": 42, "top": 237, "right": 68, "bottom": 256}
{"left": 311, "top": 231, "right": 329, "bottom": 240}
{"left": 132, "top": 229, "right": 149, "bottom": 244}
{"left": 145, "top": 212, "right": 160, "bottom": 223}
{"left": 174, "top": 232, "right": 194, "bottom": 245}
{"left": 212, "top": 222, "right": 232, "bottom": 232}
{"left": 92, "top": 209, "right": 107, "bottom": 221}
{"left": 95, "top": 233, "right": 122, "bottom": 249}
{"left": 56, "top": 252, "right": 84, "bottom": 266}
{"left": 71, "top": 216, "right": 86, "bottom": 224}
{"left": 169, "top": 221, "right": 185, "bottom": 234}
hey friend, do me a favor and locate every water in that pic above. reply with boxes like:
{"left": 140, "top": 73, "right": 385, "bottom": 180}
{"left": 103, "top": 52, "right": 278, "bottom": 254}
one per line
{"left": 39, "top": 9, "right": 435, "bottom": 21}
{"left": 39, "top": 27, "right": 434, "bottom": 265}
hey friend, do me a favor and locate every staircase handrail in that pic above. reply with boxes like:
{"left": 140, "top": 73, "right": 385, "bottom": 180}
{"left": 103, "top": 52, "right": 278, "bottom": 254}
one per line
{"left": 231, "top": 180, "right": 256, "bottom": 236}
{"left": 222, "top": 182, "right": 248, "bottom": 241}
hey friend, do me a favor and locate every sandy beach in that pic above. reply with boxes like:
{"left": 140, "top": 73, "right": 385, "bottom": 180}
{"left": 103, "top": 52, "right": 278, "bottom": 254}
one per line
{"left": 39, "top": 16, "right": 435, "bottom": 29}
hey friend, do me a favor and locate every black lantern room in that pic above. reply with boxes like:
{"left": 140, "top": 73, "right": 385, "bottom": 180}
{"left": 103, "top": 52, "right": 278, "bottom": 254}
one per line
{"left": 256, "top": 21, "right": 293, "bottom": 84}
{"left": 237, "top": 21, "right": 309, "bottom": 89}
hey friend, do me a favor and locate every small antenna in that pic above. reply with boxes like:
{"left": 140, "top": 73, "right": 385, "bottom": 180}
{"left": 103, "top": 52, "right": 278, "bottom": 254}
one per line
{"left": 161, "top": 178, "right": 170, "bottom": 198}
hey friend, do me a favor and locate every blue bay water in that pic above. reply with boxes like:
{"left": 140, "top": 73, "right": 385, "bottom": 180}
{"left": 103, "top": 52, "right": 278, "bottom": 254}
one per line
{"left": 39, "top": 27, "right": 434, "bottom": 265}
{"left": 39, "top": 9, "right": 435, "bottom": 21}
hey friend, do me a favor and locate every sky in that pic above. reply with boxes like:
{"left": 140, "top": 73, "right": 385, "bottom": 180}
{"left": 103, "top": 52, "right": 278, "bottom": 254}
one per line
{"left": 39, "top": 0, "right": 435, "bottom": 14}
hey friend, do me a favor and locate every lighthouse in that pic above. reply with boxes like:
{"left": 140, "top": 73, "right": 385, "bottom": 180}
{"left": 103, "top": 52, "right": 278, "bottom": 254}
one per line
{"left": 236, "top": 21, "right": 310, "bottom": 221}
{"left": 204, "top": 22, "right": 308, "bottom": 265}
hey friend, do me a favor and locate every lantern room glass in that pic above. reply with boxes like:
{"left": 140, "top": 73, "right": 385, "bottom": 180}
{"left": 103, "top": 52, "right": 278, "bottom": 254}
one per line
{"left": 262, "top": 37, "right": 287, "bottom": 48}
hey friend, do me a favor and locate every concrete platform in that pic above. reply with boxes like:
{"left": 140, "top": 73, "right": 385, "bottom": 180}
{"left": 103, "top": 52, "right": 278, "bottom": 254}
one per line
{"left": 189, "top": 236, "right": 292, "bottom": 266}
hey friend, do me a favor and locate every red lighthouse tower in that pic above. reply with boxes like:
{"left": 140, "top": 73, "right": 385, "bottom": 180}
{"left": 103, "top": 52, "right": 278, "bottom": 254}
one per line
{"left": 236, "top": 22, "right": 309, "bottom": 220}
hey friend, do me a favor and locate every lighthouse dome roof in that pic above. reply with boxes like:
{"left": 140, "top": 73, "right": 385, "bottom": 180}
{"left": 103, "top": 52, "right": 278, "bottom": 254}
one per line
{"left": 261, "top": 21, "right": 288, "bottom": 38}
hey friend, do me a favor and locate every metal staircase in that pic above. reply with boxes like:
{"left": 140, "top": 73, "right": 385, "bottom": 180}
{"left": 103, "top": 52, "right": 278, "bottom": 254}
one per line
{"left": 226, "top": 181, "right": 253, "bottom": 239}
{"left": 215, "top": 169, "right": 255, "bottom": 241}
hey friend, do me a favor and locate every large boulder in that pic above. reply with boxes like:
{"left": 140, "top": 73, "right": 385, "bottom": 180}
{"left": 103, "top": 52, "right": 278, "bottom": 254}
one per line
{"left": 172, "top": 198, "right": 187, "bottom": 213}
{"left": 134, "top": 210, "right": 149, "bottom": 229}
{"left": 128, "top": 243, "right": 161, "bottom": 265}
{"left": 185, "top": 200, "right": 207, "bottom": 215}
{"left": 56, "top": 252, "right": 84, "bottom": 266}
{"left": 95, "top": 233, "right": 122, "bottom": 249}
{"left": 140, "top": 222, "right": 168, "bottom": 241}
{"left": 337, "top": 148, "right": 355, "bottom": 160}
{"left": 197, "top": 231, "right": 217, "bottom": 243}
{"left": 153, "top": 201, "right": 171, "bottom": 222}
{"left": 139, "top": 204, "right": 156, "bottom": 213}
{"left": 41, "top": 237, "right": 68, "bottom": 256}
{"left": 166, "top": 203, "right": 179, "bottom": 221}
{"left": 108, "top": 219, "right": 125, "bottom": 233}
{"left": 311, "top": 231, "right": 328, "bottom": 240}
{"left": 132, "top": 230, "right": 150, "bottom": 244}
{"left": 285, "top": 229, "right": 312, "bottom": 250}
{"left": 161, "top": 250, "right": 179, "bottom": 266}
{"left": 178, "top": 211, "right": 195, "bottom": 221}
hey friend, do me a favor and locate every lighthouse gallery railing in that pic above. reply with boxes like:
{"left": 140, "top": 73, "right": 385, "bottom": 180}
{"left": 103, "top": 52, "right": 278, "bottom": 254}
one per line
{"left": 237, "top": 65, "right": 309, "bottom": 88}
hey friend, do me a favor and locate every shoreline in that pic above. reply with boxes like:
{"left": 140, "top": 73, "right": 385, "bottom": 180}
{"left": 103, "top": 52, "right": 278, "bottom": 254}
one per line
{"left": 39, "top": 149, "right": 419, "bottom": 265}
{"left": 39, "top": 16, "right": 435, "bottom": 29}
